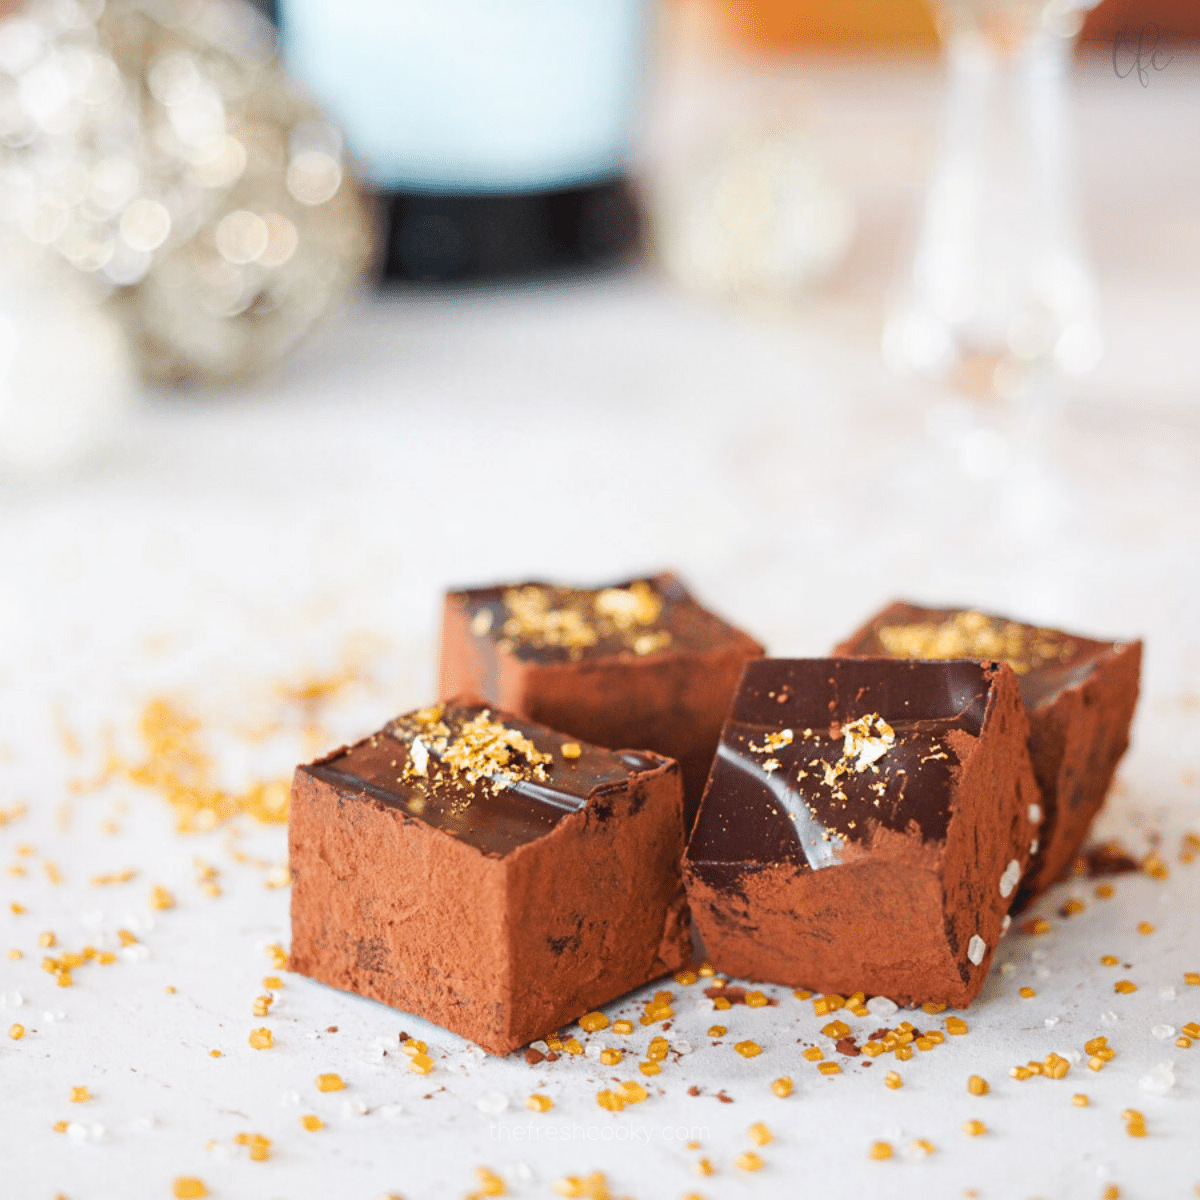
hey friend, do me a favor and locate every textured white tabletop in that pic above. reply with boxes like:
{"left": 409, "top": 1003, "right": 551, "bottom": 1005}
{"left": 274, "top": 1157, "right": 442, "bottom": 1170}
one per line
{"left": 3, "top": 52, "right": 1200, "bottom": 1200}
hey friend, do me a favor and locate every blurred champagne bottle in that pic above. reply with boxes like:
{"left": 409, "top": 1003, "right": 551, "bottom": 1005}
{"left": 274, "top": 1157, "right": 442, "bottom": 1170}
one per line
{"left": 279, "top": 0, "right": 649, "bottom": 282}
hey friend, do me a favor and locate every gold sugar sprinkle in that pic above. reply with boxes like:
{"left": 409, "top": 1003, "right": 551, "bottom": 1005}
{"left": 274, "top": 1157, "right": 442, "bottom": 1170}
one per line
{"left": 869, "top": 1141, "right": 893, "bottom": 1161}
{"left": 963, "top": 1120, "right": 987, "bottom": 1137}
{"left": 300, "top": 1114, "right": 323, "bottom": 1132}
{"left": 748, "top": 1122, "right": 772, "bottom": 1146}
{"left": 1114, "top": 980, "right": 1137, "bottom": 994}
{"left": 172, "top": 1179, "right": 208, "bottom": 1199}
{"left": 735, "top": 1040, "right": 762, "bottom": 1058}
{"left": 315, "top": 1073, "right": 345, "bottom": 1092}
{"left": 735, "top": 1151, "right": 764, "bottom": 1172}
{"left": 771, "top": 1076, "right": 793, "bottom": 1098}
{"left": 527, "top": 1094, "right": 553, "bottom": 1112}
{"left": 560, "top": 743, "right": 582, "bottom": 760}
{"left": 884, "top": 1071, "right": 902, "bottom": 1090}
{"left": 875, "top": 610, "right": 1072, "bottom": 675}
{"left": 708, "top": 1025, "right": 726, "bottom": 1038}
{"left": 968, "top": 1075, "right": 989, "bottom": 1096}
{"left": 474, "top": 1166, "right": 506, "bottom": 1196}
{"left": 127, "top": 699, "right": 290, "bottom": 831}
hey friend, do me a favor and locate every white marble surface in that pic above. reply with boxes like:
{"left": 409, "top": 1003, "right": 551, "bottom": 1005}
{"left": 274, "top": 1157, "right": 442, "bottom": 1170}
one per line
{"left": 3, "top": 52, "right": 1200, "bottom": 1200}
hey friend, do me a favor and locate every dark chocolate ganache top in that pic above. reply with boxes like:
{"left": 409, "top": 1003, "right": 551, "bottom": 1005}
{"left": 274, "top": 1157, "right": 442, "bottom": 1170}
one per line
{"left": 839, "top": 602, "right": 1128, "bottom": 711}
{"left": 687, "top": 658, "right": 999, "bottom": 879}
{"left": 451, "top": 572, "right": 755, "bottom": 665}
{"left": 304, "top": 703, "right": 663, "bottom": 856}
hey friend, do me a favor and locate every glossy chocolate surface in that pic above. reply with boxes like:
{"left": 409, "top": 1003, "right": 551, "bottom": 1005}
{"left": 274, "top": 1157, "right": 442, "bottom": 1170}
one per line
{"left": 449, "top": 573, "right": 751, "bottom": 666}
{"left": 304, "top": 703, "right": 660, "bottom": 857}
{"left": 687, "top": 659, "right": 998, "bottom": 877}
{"left": 836, "top": 602, "right": 1128, "bottom": 711}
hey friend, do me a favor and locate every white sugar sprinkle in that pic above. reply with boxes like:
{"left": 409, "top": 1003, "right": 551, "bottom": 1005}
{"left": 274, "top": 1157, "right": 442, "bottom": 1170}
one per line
{"left": 674, "top": 1039, "right": 693, "bottom": 1055}
{"left": 380, "top": 1104, "right": 404, "bottom": 1120}
{"left": 1160, "top": 987, "right": 1177, "bottom": 1001}
{"left": 343, "top": 1097, "right": 368, "bottom": 1117}
{"left": 999, "top": 859, "right": 1021, "bottom": 899}
{"left": 529, "top": 1040, "right": 549, "bottom": 1054}
{"left": 1028, "top": 803, "right": 1042, "bottom": 824}
{"left": 1000, "top": 962, "right": 1017, "bottom": 977}
{"left": 1100, "top": 1011, "right": 1120, "bottom": 1024}
{"left": 967, "top": 934, "right": 986, "bottom": 966}
{"left": 867, "top": 996, "right": 899, "bottom": 1018}
{"left": 0, "top": 990, "right": 23, "bottom": 1009}
{"left": 1151, "top": 1024, "right": 1176, "bottom": 1040}
{"left": 1044, "top": 1017, "right": 1059, "bottom": 1028}
{"left": 476, "top": 1092, "right": 509, "bottom": 1117}
{"left": 1140, "top": 1062, "right": 1176, "bottom": 1094}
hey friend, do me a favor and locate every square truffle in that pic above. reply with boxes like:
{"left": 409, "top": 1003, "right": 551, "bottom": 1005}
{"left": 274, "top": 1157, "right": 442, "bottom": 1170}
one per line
{"left": 834, "top": 603, "right": 1141, "bottom": 907}
{"left": 438, "top": 573, "right": 764, "bottom": 830}
{"left": 289, "top": 702, "right": 690, "bottom": 1055}
{"left": 683, "top": 658, "right": 1042, "bottom": 1007}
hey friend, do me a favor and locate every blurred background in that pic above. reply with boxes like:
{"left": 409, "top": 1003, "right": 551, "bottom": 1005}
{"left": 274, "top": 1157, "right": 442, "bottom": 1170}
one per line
{"left": 2, "top": 0, "right": 1198, "bottom": 682}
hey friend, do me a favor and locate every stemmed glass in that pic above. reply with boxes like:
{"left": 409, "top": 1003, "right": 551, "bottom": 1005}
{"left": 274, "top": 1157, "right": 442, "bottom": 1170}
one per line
{"left": 883, "top": 0, "right": 1102, "bottom": 399}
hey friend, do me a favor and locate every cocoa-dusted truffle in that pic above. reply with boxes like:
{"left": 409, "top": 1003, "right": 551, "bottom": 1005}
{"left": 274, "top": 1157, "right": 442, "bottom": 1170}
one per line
{"left": 289, "top": 702, "right": 690, "bottom": 1055}
{"left": 683, "top": 658, "right": 1042, "bottom": 1007}
{"left": 438, "top": 573, "right": 764, "bottom": 829}
{"left": 834, "top": 603, "right": 1141, "bottom": 907}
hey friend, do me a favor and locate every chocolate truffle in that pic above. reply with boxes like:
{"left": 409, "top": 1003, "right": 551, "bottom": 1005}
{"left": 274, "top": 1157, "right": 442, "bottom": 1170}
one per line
{"left": 834, "top": 603, "right": 1141, "bottom": 907}
{"left": 289, "top": 702, "right": 690, "bottom": 1055}
{"left": 438, "top": 573, "right": 764, "bottom": 829}
{"left": 683, "top": 658, "right": 1042, "bottom": 1007}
